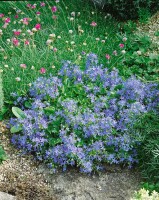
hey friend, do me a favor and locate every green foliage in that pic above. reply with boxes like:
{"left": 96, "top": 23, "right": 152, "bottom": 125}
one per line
{"left": 102, "top": 0, "right": 159, "bottom": 20}
{"left": 138, "top": 8, "right": 151, "bottom": 24}
{"left": 0, "top": 146, "right": 6, "bottom": 164}
{"left": 120, "top": 34, "right": 159, "bottom": 81}
{"left": 141, "top": 182, "right": 159, "bottom": 194}
{"left": 12, "top": 107, "right": 26, "bottom": 119}
{"left": 134, "top": 110, "right": 159, "bottom": 183}
{"left": 0, "top": 73, "right": 4, "bottom": 111}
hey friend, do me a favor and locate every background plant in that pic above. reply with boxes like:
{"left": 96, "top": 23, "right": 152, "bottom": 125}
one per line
{"left": 95, "top": 0, "right": 159, "bottom": 20}
{"left": 133, "top": 110, "right": 159, "bottom": 183}
{"left": 0, "top": 73, "right": 4, "bottom": 110}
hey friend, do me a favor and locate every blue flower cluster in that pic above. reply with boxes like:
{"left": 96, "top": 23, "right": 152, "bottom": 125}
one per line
{"left": 10, "top": 53, "right": 159, "bottom": 173}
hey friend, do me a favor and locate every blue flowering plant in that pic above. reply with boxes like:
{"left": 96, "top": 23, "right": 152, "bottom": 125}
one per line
{"left": 9, "top": 53, "right": 159, "bottom": 173}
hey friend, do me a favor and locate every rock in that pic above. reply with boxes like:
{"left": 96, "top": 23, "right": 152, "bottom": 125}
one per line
{"left": 0, "top": 192, "right": 16, "bottom": 200}
{"left": 37, "top": 164, "right": 141, "bottom": 200}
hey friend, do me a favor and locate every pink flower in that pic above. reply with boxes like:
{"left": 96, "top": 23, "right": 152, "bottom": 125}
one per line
{"left": 23, "top": 18, "right": 29, "bottom": 25}
{"left": 113, "top": 50, "right": 117, "bottom": 56}
{"left": 90, "top": 21, "right": 97, "bottom": 27}
{"left": 36, "top": 11, "right": 41, "bottom": 15}
{"left": 31, "top": 5, "right": 36, "bottom": 9}
{"left": 20, "top": 64, "right": 27, "bottom": 69}
{"left": 14, "top": 31, "right": 21, "bottom": 36}
{"left": 15, "top": 15, "right": 19, "bottom": 19}
{"left": 12, "top": 38, "right": 19, "bottom": 46}
{"left": 105, "top": 54, "right": 110, "bottom": 60}
{"left": 24, "top": 40, "right": 30, "bottom": 45}
{"left": 5, "top": 18, "right": 10, "bottom": 23}
{"left": 52, "top": 15, "right": 57, "bottom": 20}
{"left": 52, "top": 6, "right": 57, "bottom": 12}
{"left": 2, "top": 23, "right": 8, "bottom": 29}
{"left": 40, "top": 68, "right": 46, "bottom": 74}
{"left": 27, "top": 4, "right": 31, "bottom": 8}
{"left": 119, "top": 43, "right": 124, "bottom": 48}
{"left": 53, "top": 47, "right": 57, "bottom": 52}
{"left": 0, "top": 14, "right": 4, "bottom": 18}
{"left": 35, "top": 24, "right": 41, "bottom": 30}
{"left": 40, "top": 2, "right": 45, "bottom": 7}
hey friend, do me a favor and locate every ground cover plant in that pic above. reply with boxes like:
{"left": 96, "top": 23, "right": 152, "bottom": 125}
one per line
{"left": 9, "top": 53, "right": 159, "bottom": 173}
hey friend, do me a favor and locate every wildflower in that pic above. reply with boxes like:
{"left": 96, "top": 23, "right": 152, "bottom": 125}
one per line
{"left": 137, "top": 50, "right": 142, "bottom": 55}
{"left": 40, "top": 2, "right": 45, "bottom": 6}
{"left": 70, "top": 17, "right": 74, "bottom": 21}
{"left": 119, "top": 43, "right": 124, "bottom": 48}
{"left": 36, "top": 11, "right": 41, "bottom": 15}
{"left": 90, "top": 21, "right": 97, "bottom": 27}
{"left": 27, "top": 4, "right": 31, "bottom": 8}
{"left": 46, "top": 39, "right": 52, "bottom": 45}
{"left": 121, "top": 50, "right": 126, "bottom": 54}
{"left": 12, "top": 38, "right": 19, "bottom": 46}
{"left": 57, "top": 36, "right": 61, "bottom": 39}
{"left": 35, "top": 24, "right": 41, "bottom": 30}
{"left": 31, "top": 5, "right": 36, "bottom": 9}
{"left": 4, "top": 65, "right": 8, "bottom": 68}
{"left": 49, "top": 33, "right": 56, "bottom": 38}
{"left": 3, "top": 23, "right": 8, "bottom": 29}
{"left": 52, "top": 15, "right": 57, "bottom": 20}
{"left": 20, "top": 64, "right": 26, "bottom": 69}
{"left": 6, "top": 39, "right": 10, "bottom": 42}
{"left": 23, "top": 18, "right": 29, "bottom": 25}
{"left": 15, "top": 15, "right": 18, "bottom": 18}
{"left": 31, "top": 66, "right": 35, "bottom": 70}
{"left": 83, "top": 42, "right": 87, "bottom": 46}
{"left": 69, "top": 30, "right": 73, "bottom": 34}
{"left": 0, "top": 14, "right": 4, "bottom": 18}
{"left": 0, "top": 69, "right": 3, "bottom": 73}
{"left": 70, "top": 41, "right": 75, "bottom": 45}
{"left": 71, "top": 12, "right": 75, "bottom": 17}
{"left": 105, "top": 54, "right": 110, "bottom": 60}
{"left": 51, "top": 65, "right": 55, "bottom": 69}
{"left": 24, "top": 40, "right": 30, "bottom": 45}
{"left": 14, "top": 31, "right": 21, "bottom": 36}
{"left": 113, "top": 50, "right": 117, "bottom": 56}
{"left": 53, "top": 47, "right": 57, "bottom": 52}
{"left": 15, "top": 77, "right": 21, "bottom": 81}
{"left": 96, "top": 38, "right": 100, "bottom": 41}
{"left": 123, "top": 37, "right": 127, "bottom": 42}
{"left": 40, "top": 68, "right": 46, "bottom": 74}
{"left": 5, "top": 18, "right": 10, "bottom": 23}
{"left": 101, "top": 40, "right": 105, "bottom": 43}
{"left": 55, "top": 0, "right": 60, "bottom": 2}
{"left": 52, "top": 6, "right": 57, "bottom": 12}
{"left": 77, "top": 12, "right": 80, "bottom": 16}
{"left": 32, "top": 28, "right": 37, "bottom": 32}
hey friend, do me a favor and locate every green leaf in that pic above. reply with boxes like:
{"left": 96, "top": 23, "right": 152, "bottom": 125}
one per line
{"left": 24, "top": 101, "right": 32, "bottom": 108}
{"left": 12, "top": 107, "right": 26, "bottom": 119}
{"left": 10, "top": 125, "right": 22, "bottom": 133}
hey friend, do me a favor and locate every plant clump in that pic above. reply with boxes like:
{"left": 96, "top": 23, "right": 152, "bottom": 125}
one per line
{"left": 9, "top": 54, "right": 159, "bottom": 173}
